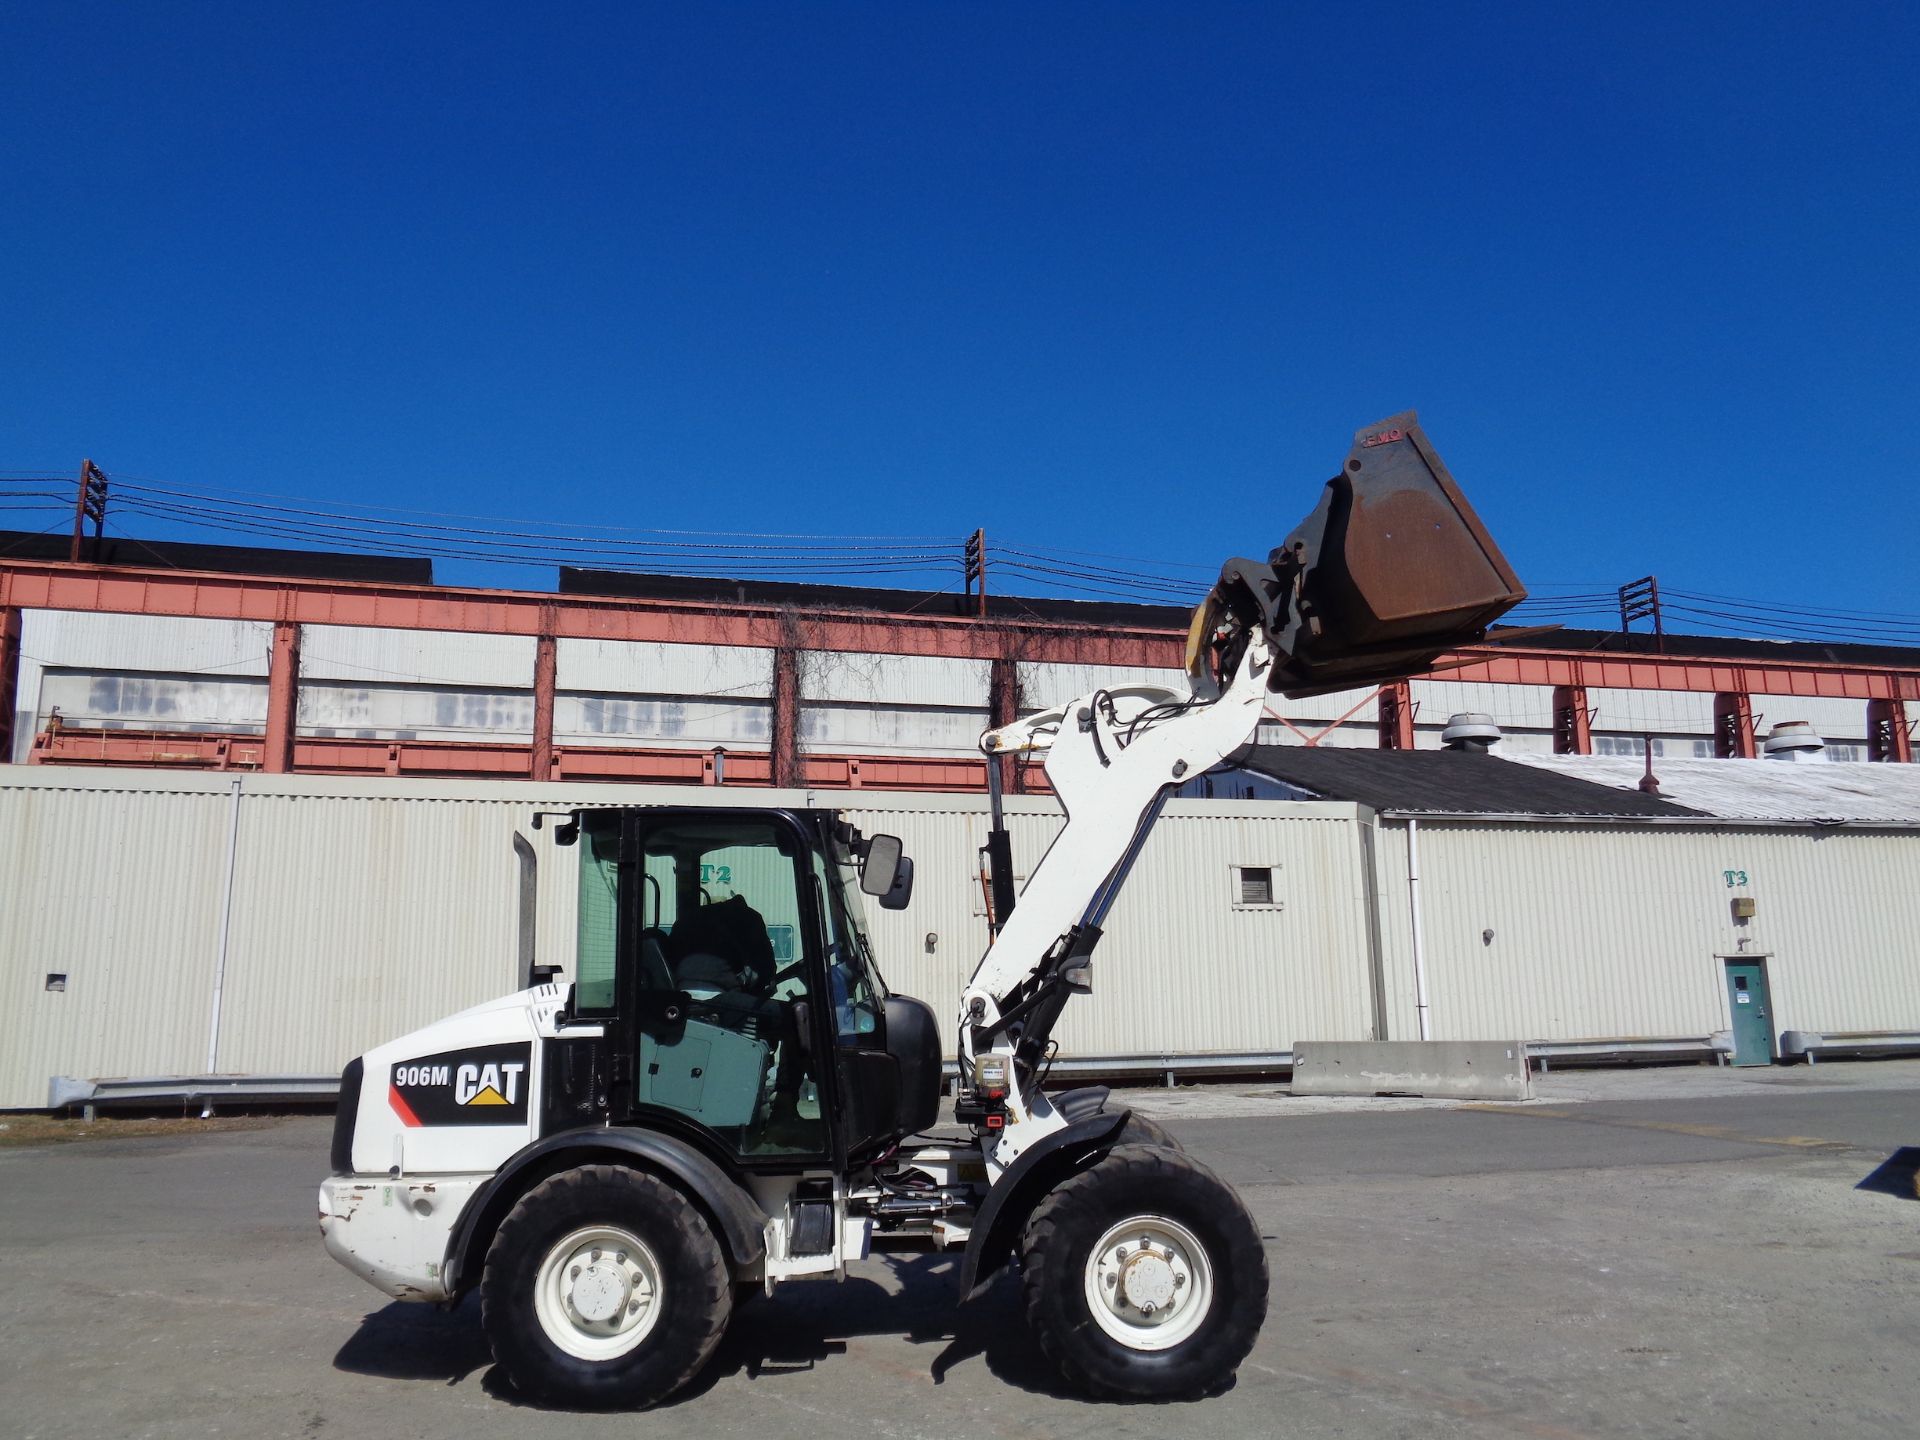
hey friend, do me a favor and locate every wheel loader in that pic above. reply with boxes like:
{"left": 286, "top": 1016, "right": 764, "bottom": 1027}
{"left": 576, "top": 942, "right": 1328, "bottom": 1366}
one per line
{"left": 318, "top": 412, "right": 1524, "bottom": 1406}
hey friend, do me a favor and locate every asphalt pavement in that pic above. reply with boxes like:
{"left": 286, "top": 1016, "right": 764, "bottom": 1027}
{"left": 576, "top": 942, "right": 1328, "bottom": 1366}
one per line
{"left": 1, "top": 1062, "right": 1916, "bottom": 1440}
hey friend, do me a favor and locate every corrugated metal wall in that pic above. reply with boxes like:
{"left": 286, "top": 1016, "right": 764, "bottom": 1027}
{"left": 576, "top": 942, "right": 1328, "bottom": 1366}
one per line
{"left": 0, "top": 775, "right": 235, "bottom": 1104}
{"left": 4, "top": 766, "right": 1917, "bottom": 1107}
{"left": 0, "top": 769, "right": 1371, "bottom": 1106}
{"left": 1370, "top": 819, "right": 1920, "bottom": 1044}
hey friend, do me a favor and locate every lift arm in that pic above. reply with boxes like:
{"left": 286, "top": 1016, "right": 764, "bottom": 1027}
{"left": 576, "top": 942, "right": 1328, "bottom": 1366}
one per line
{"left": 956, "top": 411, "right": 1526, "bottom": 1172}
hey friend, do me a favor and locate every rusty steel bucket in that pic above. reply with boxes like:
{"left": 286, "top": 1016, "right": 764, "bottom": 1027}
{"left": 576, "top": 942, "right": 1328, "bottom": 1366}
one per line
{"left": 1190, "top": 411, "right": 1526, "bottom": 697}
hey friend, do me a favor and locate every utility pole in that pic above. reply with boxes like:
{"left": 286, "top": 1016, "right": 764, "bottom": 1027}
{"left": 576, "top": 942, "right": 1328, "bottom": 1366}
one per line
{"left": 70, "top": 460, "right": 108, "bottom": 562}
{"left": 1617, "top": 575, "right": 1663, "bottom": 637}
{"left": 963, "top": 529, "right": 987, "bottom": 619}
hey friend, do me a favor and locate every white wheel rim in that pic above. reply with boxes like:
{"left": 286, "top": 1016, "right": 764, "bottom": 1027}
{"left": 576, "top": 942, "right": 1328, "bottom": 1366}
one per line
{"left": 533, "top": 1224, "right": 665, "bottom": 1361}
{"left": 1082, "top": 1213, "right": 1214, "bottom": 1352}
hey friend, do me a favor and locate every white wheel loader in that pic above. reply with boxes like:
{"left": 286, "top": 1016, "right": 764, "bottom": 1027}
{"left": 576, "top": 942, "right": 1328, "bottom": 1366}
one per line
{"left": 318, "top": 412, "right": 1524, "bottom": 1407}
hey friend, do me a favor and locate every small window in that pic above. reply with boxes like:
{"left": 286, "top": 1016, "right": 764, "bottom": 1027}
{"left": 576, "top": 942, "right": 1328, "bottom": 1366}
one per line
{"left": 1237, "top": 866, "right": 1275, "bottom": 906}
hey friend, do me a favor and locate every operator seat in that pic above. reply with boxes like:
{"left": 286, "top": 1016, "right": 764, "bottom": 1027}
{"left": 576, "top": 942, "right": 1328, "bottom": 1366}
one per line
{"left": 667, "top": 894, "right": 777, "bottom": 995}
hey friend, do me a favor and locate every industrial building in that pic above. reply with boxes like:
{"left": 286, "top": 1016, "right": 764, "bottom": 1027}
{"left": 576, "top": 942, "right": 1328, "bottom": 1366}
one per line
{"left": 2, "top": 539, "right": 1917, "bottom": 1108}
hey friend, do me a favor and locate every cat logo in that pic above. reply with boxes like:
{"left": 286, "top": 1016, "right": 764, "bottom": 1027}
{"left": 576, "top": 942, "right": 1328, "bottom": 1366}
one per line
{"left": 388, "top": 1042, "right": 532, "bottom": 1127}
{"left": 455, "top": 1061, "right": 525, "bottom": 1107}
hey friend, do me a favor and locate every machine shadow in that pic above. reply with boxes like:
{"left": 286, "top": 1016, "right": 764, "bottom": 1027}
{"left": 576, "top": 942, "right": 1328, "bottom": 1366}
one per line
{"left": 332, "top": 1253, "right": 1170, "bottom": 1409}
{"left": 1855, "top": 1146, "right": 1920, "bottom": 1200}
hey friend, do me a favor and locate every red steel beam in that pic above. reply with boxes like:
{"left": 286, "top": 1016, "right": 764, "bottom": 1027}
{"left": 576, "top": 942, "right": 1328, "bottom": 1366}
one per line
{"left": 0, "top": 605, "right": 21, "bottom": 762}
{"left": 263, "top": 621, "right": 301, "bottom": 774}
{"left": 1552, "top": 684, "right": 1593, "bottom": 755}
{"left": 771, "top": 646, "right": 801, "bottom": 789}
{"left": 1440, "top": 647, "right": 1908, "bottom": 699}
{"left": 1378, "top": 680, "right": 1415, "bottom": 750}
{"left": 1868, "top": 697, "right": 1914, "bottom": 764}
{"left": 0, "top": 559, "right": 1183, "bottom": 669}
{"left": 25, "top": 726, "right": 1052, "bottom": 793}
{"left": 530, "top": 630, "right": 557, "bottom": 781}
{"left": 1714, "top": 691, "right": 1757, "bottom": 759}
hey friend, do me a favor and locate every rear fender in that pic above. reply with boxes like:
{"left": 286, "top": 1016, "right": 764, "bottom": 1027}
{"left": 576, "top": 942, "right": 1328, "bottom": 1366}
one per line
{"left": 957, "top": 1110, "right": 1129, "bottom": 1301}
{"left": 442, "top": 1128, "right": 768, "bottom": 1297}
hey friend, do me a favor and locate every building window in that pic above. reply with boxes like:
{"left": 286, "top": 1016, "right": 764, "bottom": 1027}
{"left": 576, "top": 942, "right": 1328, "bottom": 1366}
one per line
{"left": 1594, "top": 735, "right": 1665, "bottom": 758}
{"left": 1827, "top": 742, "right": 1864, "bottom": 763}
{"left": 1692, "top": 739, "right": 1713, "bottom": 758}
{"left": 1236, "top": 866, "right": 1276, "bottom": 907}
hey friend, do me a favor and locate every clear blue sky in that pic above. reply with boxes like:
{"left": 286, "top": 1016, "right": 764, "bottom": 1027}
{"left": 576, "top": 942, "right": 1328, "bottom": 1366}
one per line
{"left": 2, "top": 4, "right": 1915, "bottom": 632}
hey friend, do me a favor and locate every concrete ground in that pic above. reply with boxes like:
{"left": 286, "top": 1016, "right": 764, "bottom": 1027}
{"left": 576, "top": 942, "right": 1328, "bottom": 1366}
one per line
{"left": 2, "top": 1061, "right": 1916, "bottom": 1440}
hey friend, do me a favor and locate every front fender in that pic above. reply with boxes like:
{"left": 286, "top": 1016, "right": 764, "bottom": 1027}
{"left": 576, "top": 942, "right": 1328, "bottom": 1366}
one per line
{"left": 442, "top": 1128, "right": 768, "bottom": 1298}
{"left": 957, "top": 1110, "right": 1129, "bottom": 1301}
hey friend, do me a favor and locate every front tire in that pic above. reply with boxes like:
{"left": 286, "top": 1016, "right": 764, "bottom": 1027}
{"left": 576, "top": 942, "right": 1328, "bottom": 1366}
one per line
{"left": 481, "top": 1164, "right": 733, "bottom": 1408}
{"left": 1114, "top": 1111, "right": 1182, "bottom": 1151}
{"left": 1021, "top": 1144, "right": 1267, "bottom": 1399}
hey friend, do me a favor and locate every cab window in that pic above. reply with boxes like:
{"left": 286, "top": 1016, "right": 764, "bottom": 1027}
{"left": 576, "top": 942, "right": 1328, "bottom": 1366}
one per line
{"left": 816, "top": 845, "right": 885, "bottom": 1045}
{"left": 630, "top": 817, "right": 826, "bottom": 1158}
{"left": 574, "top": 813, "right": 621, "bottom": 1013}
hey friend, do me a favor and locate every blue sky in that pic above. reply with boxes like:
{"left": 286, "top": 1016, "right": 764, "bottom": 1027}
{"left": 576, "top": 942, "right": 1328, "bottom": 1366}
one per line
{"left": 2, "top": 4, "right": 1915, "bottom": 632}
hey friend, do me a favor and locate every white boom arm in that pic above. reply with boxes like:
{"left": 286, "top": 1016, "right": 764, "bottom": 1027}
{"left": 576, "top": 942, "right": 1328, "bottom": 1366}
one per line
{"left": 958, "top": 629, "right": 1271, "bottom": 1172}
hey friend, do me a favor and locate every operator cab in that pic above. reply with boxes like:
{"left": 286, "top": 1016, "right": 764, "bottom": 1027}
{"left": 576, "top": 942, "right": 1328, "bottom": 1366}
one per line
{"left": 548, "top": 807, "right": 940, "bottom": 1169}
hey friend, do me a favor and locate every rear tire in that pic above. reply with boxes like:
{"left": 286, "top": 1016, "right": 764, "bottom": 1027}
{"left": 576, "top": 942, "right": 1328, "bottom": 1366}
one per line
{"left": 1021, "top": 1143, "right": 1266, "bottom": 1400}
{"left": 481, "top": 1164, "right": 733, "bottom": 1408}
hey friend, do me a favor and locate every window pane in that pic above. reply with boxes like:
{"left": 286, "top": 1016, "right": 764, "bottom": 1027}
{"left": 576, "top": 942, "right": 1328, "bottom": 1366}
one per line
{"left": 1239, "top": 866, "right": 1273, "bottom": 905}
{"left": 635, "top": 819, "right": 826, "bottom": 1158}
{"left": 574, "top": 816, "right": 621, "bottom": 1013}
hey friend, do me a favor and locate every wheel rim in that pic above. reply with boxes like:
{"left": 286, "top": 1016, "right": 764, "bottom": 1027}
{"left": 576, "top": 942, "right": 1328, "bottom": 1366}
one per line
{"left": 1082, "top": 1213, "right": 1214, "bottom": 1351}
{"left": 533, "top": 1224, "right": 666, "bottom": 1361}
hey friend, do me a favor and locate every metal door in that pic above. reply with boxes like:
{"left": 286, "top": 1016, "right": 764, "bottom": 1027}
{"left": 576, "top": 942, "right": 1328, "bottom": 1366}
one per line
{"left": 1723, "top": 960, "right": 1775, "bottom": 1066}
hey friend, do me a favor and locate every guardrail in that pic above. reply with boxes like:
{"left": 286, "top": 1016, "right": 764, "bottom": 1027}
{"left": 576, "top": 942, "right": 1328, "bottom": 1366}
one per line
{"left": 48, "top": 1073, "right": 341, "bottom": 1118}
{"left": 1524, "top": 1036, "right": 1733, "bottom": 1072}
{"left": 1779, "top": 1031, "right": 1920, "bottom": 1065}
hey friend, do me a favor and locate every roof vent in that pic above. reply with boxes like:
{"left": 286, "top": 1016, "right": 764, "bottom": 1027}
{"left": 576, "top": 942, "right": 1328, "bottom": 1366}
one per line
{"left": 1441, "top": 712, "right": 1501, "bottom": 752}
{"left": 1763, "top": 720, "right": 1827, "bottom": 762}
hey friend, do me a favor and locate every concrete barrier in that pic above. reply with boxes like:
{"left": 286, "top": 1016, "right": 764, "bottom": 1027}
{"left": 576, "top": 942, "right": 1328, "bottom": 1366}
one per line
{"left": 1292, "top": 1041, "right": 1532, "bottom": 1101}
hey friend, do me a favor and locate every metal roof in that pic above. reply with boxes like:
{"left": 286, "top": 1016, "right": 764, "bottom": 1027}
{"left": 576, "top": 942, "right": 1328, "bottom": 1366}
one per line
{"left": 558, "top": 567, "right": 1185, "bottom": 628}
{"left": 1511, "top": 753, "right": 1920, "bottom": 825}
{"left": 0, "top": 530, "right": 432, "bottom": 584}
{"left": 1238, "top": 744, "right": 1704, "bottom": 819}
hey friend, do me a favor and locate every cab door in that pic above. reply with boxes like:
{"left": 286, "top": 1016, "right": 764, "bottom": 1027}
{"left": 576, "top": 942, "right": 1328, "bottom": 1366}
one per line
{"left": 616, "top": 811, "right": 833, "bottom": 1163}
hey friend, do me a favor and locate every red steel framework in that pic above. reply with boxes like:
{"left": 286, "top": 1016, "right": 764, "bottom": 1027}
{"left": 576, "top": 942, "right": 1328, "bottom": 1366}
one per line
{"left": 3, "top": 557, "right": 1916, "bottom": 785}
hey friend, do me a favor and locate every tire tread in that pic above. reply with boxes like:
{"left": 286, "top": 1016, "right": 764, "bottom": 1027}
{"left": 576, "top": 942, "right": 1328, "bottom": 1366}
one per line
{"left": 1021, "top": 1143, "right": 1267, "bottom": 1400}
{"left": 480, "top": 1163, "right": 732, "bottom": 1408}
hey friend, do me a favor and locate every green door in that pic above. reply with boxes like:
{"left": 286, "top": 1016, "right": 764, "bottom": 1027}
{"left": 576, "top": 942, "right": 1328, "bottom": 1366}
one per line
{"left": 1723, "top": 960, "right": 1774, "bottom": 1066}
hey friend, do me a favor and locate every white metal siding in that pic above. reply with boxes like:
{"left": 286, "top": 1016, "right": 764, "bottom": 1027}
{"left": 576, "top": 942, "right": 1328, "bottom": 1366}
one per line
{"left": 4, "top": 765, "right": 1919, "bottom": 1107}
{"left": 1371, "top": 820, "right": 1920, "bottom": 1045}
{"left": 556, "top": 638, "right": 773, "bottom": 698}
{"left": 1750, "top": 693, "right": 1872, "bottom": 742}
{"left": 20, "top": 610, "right": 273, "bottom": 675}
{"left": 1589, "top": 686, "right": 1717, "bottom": 734}
{"left": 0, "top": 776, "right": 233, "bottom": 1105}
{"left": 1018, "top": 662, "right": 1186, "bottom": 709}
{"left": 1411, "top": 680, "right": 1555, "bottom": 728}
{"left": 299, "top": 625, "right": 537, "bottom": 687}
{"left": 808, "top": 652, "right": 990, "bottom": 708}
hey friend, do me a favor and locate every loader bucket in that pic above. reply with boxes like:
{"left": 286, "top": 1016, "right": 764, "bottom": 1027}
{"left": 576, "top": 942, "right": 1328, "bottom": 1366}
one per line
{"left": 1194, "top": 411, "right": 1526, "bottom": 697}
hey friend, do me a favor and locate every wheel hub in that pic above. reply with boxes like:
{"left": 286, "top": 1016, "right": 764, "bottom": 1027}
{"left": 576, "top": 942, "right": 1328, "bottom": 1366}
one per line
{"left": 1083, "top": 1216, "right": 1214, "bottom": 1351}
{"left": 535, "top": 1227, "right": 665, "bottom": 1361}
{"left": 1119, "top": 1250, "right": 1178, "bottom": 1311}
{"left": 569, "top": 1261, "right": 632, "bottom": 1323}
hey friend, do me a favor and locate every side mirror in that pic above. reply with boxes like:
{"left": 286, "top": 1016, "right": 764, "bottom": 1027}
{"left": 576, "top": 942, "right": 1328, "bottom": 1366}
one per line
{"left": 860, "top": 833, "right": 904, "bottom": 896}
{"left": 878, "top": 856, "right": 913, "bottom": 911}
